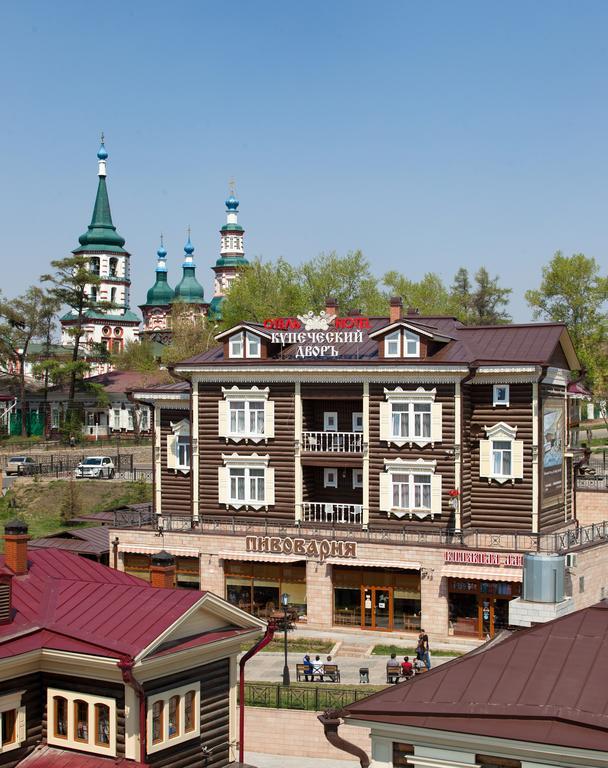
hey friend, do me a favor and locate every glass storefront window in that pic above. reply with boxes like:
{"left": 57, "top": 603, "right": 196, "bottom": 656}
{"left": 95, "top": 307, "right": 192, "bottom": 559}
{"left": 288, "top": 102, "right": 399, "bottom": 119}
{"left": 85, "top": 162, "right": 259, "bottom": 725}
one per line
{"left": 334, "top": 587, "right": 361, "bottom": 626}
{"left": 224, "top": 562, "right": 307, "bottom": 620}
{"left": 393, "top": 588, "right": 421, "bottom": 632}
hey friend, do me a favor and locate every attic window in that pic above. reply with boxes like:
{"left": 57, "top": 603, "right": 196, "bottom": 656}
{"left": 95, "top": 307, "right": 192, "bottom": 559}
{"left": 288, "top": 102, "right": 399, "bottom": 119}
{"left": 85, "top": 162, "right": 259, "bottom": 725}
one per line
{"left": 246, "top": 331, "right": 261, "bottom": 358}
{"left": 229, "top": 333, "right": 244, "bottom": 358}
{"left": 384, "top": 329, "right": 420, "bottom": 358}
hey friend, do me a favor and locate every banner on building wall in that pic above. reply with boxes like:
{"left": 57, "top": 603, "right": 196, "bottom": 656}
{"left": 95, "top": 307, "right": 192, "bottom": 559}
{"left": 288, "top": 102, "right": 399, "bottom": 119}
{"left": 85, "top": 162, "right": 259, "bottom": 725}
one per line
{"left": 542, "top": 399, "right": 565, "bottom": 507}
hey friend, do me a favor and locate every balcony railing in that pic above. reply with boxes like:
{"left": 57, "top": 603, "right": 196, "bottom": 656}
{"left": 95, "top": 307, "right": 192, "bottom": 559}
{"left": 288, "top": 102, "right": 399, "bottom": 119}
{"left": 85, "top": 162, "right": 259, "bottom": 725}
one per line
{"left": 302, "top": 502, "right": 363, "bottom": 525}
{"left": 301, "top": 431, "right": 363, "bottom": 453}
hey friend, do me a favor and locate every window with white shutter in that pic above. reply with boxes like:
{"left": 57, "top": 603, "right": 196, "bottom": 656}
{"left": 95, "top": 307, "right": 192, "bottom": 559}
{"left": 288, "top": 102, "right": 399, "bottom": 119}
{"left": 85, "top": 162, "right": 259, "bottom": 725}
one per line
{"left": 219, "top": 453, "right": 273, "bottom": 509}
{"left": 219, "top": 387, "right": 272, "bottom": 443}
{"left": 480, "top": 423, "right": 524, "bottom": 483}
{"left": 382, "top": 387, "right": 442, "bottom": 447}
{"left": 380, "top": 458, "right": 441, "bottom": 519}
{"left": 167, "top": 419, "right": 190, "bottom": 472}
{"left": 0, "top": 691, "right": 26, "bottom": 754}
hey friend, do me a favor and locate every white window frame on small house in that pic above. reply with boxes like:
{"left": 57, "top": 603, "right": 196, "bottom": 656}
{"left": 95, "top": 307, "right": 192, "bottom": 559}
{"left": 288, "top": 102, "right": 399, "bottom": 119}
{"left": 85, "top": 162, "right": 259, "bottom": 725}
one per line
{"left": 218, "top": 387, "right": 274, "bottom": 443}
{"left": 324, "top": 468, "right": 338, "bottom": 488}
{"left": 218, "top": 453, "right": 274, "bottom": 509}
{"left": 380, "top": 387, "right": 442, "bottom": 447}
{"left": 323, "top": 411, "right": 338, "bottom": 431}
{"left": 245, "top": 331, "right": 261, "bottom": 358}
{"left": 229, "top": 332, "right": 244, "bottom": 358}
{"left": 352, "top": 468, "right": 363, "bottom": 489}
{"left": 47, "top": 688, "right": 116, "bottom": 757}
{"left": 379, "top": 457, "right": 442, "bottom": 520}
{"left": 0, "top": 691, "right": 25, "bottom": 754}
{"left": 166, "top": 418, "right": 191, "bottom": 473}
{"left": 479, "top": 422, "right": 524, "bottom": 484}
{"left": 493, "top": 384, "right": 510, "bottom": 407}
{"left": 404, "top": 329, "right": 420, "bottom": 357}
{"left": 146, "top": 682, "right": 200, "bottom": 755}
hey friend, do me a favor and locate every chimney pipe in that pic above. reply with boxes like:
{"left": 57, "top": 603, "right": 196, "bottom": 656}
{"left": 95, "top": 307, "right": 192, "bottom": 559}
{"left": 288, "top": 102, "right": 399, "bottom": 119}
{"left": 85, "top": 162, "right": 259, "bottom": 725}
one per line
{"left": 150, "top": 550, "right": 176, "bottom": 589}
{"left": 389, "top": 296, "right": 403, "bottom": 324}
{"left": 325, "top": 297, "right": 338, "bottom": 317}
{"left": 4, "top": 520, "right": 29, "bottom": 576}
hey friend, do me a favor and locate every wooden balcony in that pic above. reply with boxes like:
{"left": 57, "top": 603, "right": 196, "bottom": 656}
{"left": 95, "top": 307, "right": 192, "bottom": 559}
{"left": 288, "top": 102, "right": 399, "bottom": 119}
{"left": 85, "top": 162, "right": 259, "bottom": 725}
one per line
{"left": 301, "top": 431, "right": 364, "bottom": 453}
{"left": 302, "top": 502, "right": 363, "bottom": 525}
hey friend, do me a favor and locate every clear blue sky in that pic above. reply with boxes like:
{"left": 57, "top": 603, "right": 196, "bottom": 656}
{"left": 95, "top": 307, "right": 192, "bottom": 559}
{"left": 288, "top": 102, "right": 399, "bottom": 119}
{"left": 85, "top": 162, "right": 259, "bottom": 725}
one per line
{"left": 2, "top": 0, "right": 607, "bottom": 322}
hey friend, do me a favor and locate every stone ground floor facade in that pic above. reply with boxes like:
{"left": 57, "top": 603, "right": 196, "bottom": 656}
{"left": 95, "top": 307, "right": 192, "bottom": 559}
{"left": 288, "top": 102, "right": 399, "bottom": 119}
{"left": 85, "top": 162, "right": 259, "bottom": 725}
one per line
{"left": 112, "top": 508, "right": 608, "bottom": 642}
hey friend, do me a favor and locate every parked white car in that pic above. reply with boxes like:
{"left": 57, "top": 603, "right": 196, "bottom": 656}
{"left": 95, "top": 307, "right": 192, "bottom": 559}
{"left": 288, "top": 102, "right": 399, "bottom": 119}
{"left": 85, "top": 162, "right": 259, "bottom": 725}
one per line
{"left": 5, "top": 456, "right": 37, "bottom": 476}
{"left": 74, "top": 456, "right": 115, "bottom": 480}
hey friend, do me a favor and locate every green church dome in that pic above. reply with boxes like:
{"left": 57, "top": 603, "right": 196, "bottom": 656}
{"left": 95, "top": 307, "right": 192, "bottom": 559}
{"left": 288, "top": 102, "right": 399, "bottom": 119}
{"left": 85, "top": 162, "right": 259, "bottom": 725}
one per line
{"left": 172, "top": 236, "right": 205, "bottom": 304}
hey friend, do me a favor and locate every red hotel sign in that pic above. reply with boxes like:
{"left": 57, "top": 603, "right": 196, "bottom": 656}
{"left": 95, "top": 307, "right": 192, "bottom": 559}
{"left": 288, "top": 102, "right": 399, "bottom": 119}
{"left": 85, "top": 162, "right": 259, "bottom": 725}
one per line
{"left": 262, "top": 312, "right": 370, "bottom": 358}
{"left": 246, "top": 536, "right": 357, "bottom": 562}
{"left": 444, "top": 550, "right": 523, "bottom": 568}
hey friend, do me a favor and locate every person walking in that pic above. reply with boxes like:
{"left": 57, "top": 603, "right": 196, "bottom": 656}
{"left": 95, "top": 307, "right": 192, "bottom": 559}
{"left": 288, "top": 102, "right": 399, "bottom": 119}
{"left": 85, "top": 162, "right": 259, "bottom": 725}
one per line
{"left": 418, "top": 629, "right": 431, "bottom": 671}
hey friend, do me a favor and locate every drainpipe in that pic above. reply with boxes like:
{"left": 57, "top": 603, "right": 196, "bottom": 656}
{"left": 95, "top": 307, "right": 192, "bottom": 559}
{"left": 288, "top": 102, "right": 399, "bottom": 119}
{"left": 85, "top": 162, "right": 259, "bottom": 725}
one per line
{"left": 318, "top": 709, "right": 370, "bottom": 767}
{"left": 118, "top": 656, "right": 146, "bottom": 764}
{"left": 238, "top": 620, "right": 277, "bottom": 764}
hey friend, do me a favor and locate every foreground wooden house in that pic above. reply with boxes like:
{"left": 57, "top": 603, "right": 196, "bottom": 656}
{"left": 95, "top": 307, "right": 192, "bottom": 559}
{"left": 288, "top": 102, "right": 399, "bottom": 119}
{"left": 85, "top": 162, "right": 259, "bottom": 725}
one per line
{"left": 0, "top": 520, "right": 264, "bottom": 768}
{"left": 326, "top": 600, "right": 608, "bottom": 766}
{"left": 115, "top": 297, "right": 605, "bottom": 641}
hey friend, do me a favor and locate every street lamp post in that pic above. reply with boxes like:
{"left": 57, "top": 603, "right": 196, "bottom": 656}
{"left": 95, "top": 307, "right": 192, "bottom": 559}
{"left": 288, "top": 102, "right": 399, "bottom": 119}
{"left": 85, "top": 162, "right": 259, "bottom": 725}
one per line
{"left": 281, "top": 592, "right": 290, "bottom": 687}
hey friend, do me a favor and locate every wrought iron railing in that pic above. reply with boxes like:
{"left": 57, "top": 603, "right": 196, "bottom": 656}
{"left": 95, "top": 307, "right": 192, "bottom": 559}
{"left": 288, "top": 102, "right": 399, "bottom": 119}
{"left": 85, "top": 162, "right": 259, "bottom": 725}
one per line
{"left": 240, "top": 682, "right": 382, "bottom": 711}
{"left": 302, "top": 502, "right": 363, "bottom": 525}
{"left": 301, "top": 431, "right": 364, "bottom": 453}
{"left": 576, "top": 474, "right": 608, "bottom": 492}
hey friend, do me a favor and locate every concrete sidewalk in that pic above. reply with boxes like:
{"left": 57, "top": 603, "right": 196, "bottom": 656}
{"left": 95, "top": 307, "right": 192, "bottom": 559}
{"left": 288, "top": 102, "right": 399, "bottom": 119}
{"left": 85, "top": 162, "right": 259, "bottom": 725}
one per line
{"left": 246, "top": 752, "right": 357, "bottom": 767}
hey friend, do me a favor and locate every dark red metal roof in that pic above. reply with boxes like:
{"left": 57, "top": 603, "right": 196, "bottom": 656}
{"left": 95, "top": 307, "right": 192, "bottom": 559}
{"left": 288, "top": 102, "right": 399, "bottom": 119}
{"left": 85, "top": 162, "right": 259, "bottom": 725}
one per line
{"left": 178, "top": 316, "right": 576, "bottom": 369}
{"left": 29, "top": 526, "right": 110, "bottom": 556}
{"left": 344, "top": 601, "right": 608, "bottom": 752}
{"left": 0, "top": 549, "right": 203, "bottom": 660}
{"left": 18, "top": 744, "right": 148, "bottom": 766}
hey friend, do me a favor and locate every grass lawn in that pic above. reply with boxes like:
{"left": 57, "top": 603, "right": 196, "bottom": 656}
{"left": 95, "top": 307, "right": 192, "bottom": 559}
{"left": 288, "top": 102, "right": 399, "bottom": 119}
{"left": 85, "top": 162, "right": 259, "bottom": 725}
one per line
{"left": 240, "top": 637, "right": 334, "bottom": 654}
{"left": 372, "top": 644, "right": 462, "bottom": 657}
{"left": 0, "top": 478, "right": 151, "bottom": 545}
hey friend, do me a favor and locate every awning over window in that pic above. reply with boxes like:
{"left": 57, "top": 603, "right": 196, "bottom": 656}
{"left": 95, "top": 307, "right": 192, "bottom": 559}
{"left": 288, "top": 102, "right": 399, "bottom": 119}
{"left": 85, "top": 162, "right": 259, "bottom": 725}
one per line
{"left": 219, "top": 551, "right": 305, "bottom": 564}
{"left": 443, "top": 566, "right": 523, "bottom": 582}
{"left": 121, "top": 545, "right": 200, "bottom": 557}
{"left": 325, "top": 558, "right": 420, "bottom": 571}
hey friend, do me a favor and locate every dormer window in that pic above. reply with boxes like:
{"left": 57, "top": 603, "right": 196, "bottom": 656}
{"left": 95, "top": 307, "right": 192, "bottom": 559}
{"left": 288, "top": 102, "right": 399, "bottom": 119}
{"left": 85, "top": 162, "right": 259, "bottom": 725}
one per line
{"left": 229, "top": 333, "right": 244, "bottom": 358}
{"left": 385, "top": 330, "right": 400, "bottom": 358}
{"left": 383, "top": 329, "right": 420, "bottom": 358}
{"left": 246, "top": 331, "right": 261, "bottom": 358}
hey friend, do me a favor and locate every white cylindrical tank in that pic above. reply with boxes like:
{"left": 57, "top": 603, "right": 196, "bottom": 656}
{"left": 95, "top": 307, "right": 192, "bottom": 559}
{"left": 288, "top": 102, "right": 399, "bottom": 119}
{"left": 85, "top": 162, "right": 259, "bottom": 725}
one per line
{"left": 522, "top": 553, "right": 565, "bottom": 603}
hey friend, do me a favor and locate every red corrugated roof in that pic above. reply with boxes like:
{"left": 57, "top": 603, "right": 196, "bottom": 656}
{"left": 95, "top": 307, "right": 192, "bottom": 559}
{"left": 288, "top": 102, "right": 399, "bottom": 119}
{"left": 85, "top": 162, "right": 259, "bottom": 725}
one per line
{"left": 0, "top": 549, "right": 203, "bottom": 660}
{"left": 344, "top": 601, "right": 608, "bottom": 752}
{"left": 29, "top": 527, "right": 110, "bottom": 555}
{"left": 178, "top": 316, "right": 576, "bottom": 368}
{"left": 18, "top": 744, "right": 148, "bottom": 766}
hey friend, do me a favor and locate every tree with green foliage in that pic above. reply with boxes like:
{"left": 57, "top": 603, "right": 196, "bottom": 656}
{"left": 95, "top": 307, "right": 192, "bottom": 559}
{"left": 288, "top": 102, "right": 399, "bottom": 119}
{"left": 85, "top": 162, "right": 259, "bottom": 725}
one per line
{"left": 383, "top": 271, "right": 453, "bottom": 316}
{"left": 469, "top": 267, "right": 512, "bottom": 324}
{"left": 41, "top": 255, "right": 113, "bottom": 417}
{"left": 161, "top": 302, "right": 218, "bottom": 368}
{"left": 450, "top": 267, "right": 474, "bottom": 322}
{"left": 526, "top": 252, "right": 608, "bottom": 390}
{"left": 0, "top": 287, "right": 56, "bottom": 436}
{"left": 111, "top": 339, "right": 159, "bottom": 373}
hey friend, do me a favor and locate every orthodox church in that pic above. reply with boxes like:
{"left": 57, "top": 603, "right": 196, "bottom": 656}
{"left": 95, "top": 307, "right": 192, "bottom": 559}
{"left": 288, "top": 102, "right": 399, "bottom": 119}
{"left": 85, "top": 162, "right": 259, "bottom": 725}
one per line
{"left": 59, "top": 139, "right": 249, "bottom": 368}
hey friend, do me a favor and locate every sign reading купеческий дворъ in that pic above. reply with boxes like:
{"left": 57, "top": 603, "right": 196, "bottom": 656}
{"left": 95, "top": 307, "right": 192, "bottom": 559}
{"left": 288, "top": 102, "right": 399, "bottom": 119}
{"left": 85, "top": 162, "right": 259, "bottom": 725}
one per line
{"left": 245, "top": 536, "right": 357, "bottom": 562}
{"left": 262, "top": 311, "right": 369, "bottom": 358}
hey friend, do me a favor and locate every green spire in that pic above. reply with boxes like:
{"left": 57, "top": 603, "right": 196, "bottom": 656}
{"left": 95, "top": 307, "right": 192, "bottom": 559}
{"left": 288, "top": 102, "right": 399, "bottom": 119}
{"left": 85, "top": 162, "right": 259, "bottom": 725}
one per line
{"left": 74, "top": 140, "right": 127, "bottom": 254}
{"left": 172, "top": 233, "right": 205, "bottom": 304}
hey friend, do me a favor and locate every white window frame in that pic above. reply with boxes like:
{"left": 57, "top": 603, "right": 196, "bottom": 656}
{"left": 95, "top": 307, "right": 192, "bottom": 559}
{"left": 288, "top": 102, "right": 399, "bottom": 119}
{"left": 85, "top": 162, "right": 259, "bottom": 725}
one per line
{"left": 352, "top": 468, "right": 363, "bottom": 489}
{"left": 493, "top": 384, "right": 510, "bottom": 407}
{"left": 219, "top": 453, "right": 273, "bottom": 509}
{"left": 229, "top": 332, "right": 244, "bottom": 358}
{"left": 352, "top": 412, "right": 364, "bottom": 432}
{"left": 324, "top": 468, "right": 338, "bottom": 488}
{"left": 404, "top": 329, "right": 420, "bottom": 357}
{"left": 480, "top": 422, "right": 524, "bottom": 484}
{"left": 167, "top": 418, "right": 191, "bottom": 472}
{"left": 324, "top": 411, "right": 338, "bottom": 431}
{"left": 382, "top": 387, "right": 441, "bottom": 447}
{"left": 245, "top": 331, "right": 261, "bottom": 358}
{"left": 220, "top": 386, "right": 273, "bottom": 443}
{"left": 47, "top": 688, "right": 116, "bottom": 757}
{"left": 113, "top": 409, "right": 121, "bottom": 430}
{"left": 384, "top": 330, "right": 401, "bottom": 358}
{"left": 0, "top": 691, "right": 25, "bottom": 754}
{"left": 147, "top": 682, "right": 200, "bottom": 755}
{"left": 380, "top": 457, "right": 441, "bottom": 520}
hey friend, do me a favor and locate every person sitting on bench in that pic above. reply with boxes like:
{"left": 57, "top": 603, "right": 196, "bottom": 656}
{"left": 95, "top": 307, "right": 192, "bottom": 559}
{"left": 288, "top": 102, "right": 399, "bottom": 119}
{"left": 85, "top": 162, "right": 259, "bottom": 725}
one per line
{"left": 387, "top": 653, "right": 401, "bottom": 683}
{"left": 312, "top": 655, "right": 325, "bottom": 680}
{"left": 400, "top": 656, "right": 414, "bottom": 679}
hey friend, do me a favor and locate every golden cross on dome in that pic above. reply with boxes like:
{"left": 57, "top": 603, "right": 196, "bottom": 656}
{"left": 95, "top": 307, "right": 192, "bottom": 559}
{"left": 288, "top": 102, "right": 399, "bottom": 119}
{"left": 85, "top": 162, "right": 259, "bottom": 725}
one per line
{"left": 187, "top": 225, "right": 191, "bottom": 239}
{"left": 160, "top": 233, "right": 164, "bottom": 247}
{"left": 228, "top": 178, "right": 236, "bottom": 196}
{"left": 100, "top": 130, "right": 105, "bottom": 143}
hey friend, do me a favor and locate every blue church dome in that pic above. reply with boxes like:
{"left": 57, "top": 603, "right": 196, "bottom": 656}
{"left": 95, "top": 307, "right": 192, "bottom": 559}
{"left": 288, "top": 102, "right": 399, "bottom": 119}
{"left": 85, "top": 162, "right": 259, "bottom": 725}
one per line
{"left": 225, "top": 195, "right": 239, "bottom": 211}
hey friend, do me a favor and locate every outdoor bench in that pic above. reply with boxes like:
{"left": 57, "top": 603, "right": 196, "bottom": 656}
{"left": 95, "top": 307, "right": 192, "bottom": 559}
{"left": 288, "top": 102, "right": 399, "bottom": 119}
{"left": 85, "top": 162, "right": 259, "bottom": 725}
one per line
{"left": 296, "top": 663, "right": 341, "bottom": 682}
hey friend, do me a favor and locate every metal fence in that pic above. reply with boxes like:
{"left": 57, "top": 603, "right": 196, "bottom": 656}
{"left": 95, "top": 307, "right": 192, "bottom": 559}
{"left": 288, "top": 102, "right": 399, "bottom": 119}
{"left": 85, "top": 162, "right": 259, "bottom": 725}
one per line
{"left": 2, "top": 453, "right": 136, "bottom": 478}
{"left": 113, "top": 504, "right": 154, "bottom": 527}
{"left": 240, "top": 682, "right": 380, "bottom": 711}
